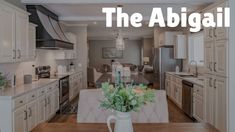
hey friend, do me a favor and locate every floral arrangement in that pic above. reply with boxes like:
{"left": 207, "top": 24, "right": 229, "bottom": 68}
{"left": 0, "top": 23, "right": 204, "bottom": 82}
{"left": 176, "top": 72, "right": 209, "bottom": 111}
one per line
{"left": 0, "top": 72, "right": 7, "bottom": 89}
{"left": 100, "top": 82, "right": 155, "bottom": 112}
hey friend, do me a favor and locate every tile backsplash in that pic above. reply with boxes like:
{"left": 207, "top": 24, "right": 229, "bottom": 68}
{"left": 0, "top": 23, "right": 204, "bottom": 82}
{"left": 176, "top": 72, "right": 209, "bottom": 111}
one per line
{"left": 0, "top": 50, "right": 75, "bottom": 86}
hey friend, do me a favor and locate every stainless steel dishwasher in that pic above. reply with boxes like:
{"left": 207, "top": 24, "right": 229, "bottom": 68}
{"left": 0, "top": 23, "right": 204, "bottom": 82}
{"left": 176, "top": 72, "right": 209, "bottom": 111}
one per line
{"left": 182, "top": 80, "right": 194, "bottom": 117}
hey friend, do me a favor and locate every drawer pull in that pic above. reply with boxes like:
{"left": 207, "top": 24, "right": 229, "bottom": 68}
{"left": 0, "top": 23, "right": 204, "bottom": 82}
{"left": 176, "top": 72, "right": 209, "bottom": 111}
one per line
{"left": 19, "top": 100, "right": 23, "bottom": 104}
{"left": 24, "top": 110, "right": 27, "bottom": 120}
{"left": 32, "top": 95, "right": 35, "bottom": 98}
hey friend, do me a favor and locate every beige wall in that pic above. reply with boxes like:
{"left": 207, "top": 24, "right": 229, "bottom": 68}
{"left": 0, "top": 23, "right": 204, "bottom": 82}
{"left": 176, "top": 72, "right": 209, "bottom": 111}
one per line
{"left": 88, "top": 39, "right": 142, "bottom": 68}
{"left": 143, "top": 38, "right": 154, "bottom": 65}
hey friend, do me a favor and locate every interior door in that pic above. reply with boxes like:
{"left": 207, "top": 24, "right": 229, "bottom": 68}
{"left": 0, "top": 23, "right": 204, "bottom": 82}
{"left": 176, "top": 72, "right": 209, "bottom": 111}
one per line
{"left": 15, "top": 12, "right": 28, "bottom": 62}
{"left": 0, "top": 5, "right": 15, "bottom": 63}
{"left": 14, "top": 105, "right": 27, "bottom": 132}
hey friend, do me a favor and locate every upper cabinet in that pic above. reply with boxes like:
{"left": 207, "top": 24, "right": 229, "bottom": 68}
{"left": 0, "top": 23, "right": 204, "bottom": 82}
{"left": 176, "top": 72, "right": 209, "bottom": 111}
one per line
{"left": 15, "top": 11, "right": 29, "bottom": 62}
{"left": 174, "top": 35, "right": 186, "bottom": 59}
{"left": 0, "top": 1, "right": 36, "bottom": 64}
{"left": 0, "top": 4, "right": 15, "bottom": 63}
{"left": 204, "top": 1, "right": 228, "bottom": 77}
{"left": 159, "top": 31, "right": 182, "bottom": 46}
{"left": 27, "top": 23, "right": 37, "bottom": 61}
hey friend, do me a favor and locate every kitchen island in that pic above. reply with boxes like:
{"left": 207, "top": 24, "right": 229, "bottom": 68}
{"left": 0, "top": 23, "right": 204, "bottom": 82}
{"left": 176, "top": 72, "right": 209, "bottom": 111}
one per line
{"left": 32, "top": 123, "right": 219, "bottom": 132}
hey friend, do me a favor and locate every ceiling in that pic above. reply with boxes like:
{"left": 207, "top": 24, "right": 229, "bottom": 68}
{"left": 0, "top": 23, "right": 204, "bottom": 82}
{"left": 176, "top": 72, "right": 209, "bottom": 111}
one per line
{"left": 22, "top": 0, "right": 216, "bottom": 40}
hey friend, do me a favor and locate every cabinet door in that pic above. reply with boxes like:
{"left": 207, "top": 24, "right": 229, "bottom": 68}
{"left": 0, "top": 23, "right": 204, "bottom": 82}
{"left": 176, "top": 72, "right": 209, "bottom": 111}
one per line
{"left": 14, "top": 105, "right": 27, "bottom": 132}
{"left": 204, "top": 41, "right": 214, "bottom": 73}
{"left": 176, "top": 85, "right": 182, "bottom": 108}
{"left": 37, "top": 95, "right": 46, "bottom": 123}
{"left": 214, "top": 40, "right": 227, "bottom": 76}
{"left": 46, "top": 92, "right": 55, "bottom": 120}
{"left": 54, "top": 89, "right": 60, "bottom": 112}
{"left": 0, "top": 5, "right": 15, "bottom": 63}
{"left": 27, "top": 100, "right": 38, "bottom": 131}
{"left": 193, "top": 96, "right": 204, "bottom": 122}
{"left": 204, "top": 28, "right": 214, "bottom": 42}
{"left": 214, "top": 76, "right": 227, "bottom": 132}
{"left": 165, "top": 80, "right": 171, "bottom": 96}
{"left": 27, "top": 24, "right": 36, "bottom": 61}
{"left": 15, "top": 12, "right": 28, "bottom": 62}
{"left": 205, "top": 75, "right": 215, "bottom": 125}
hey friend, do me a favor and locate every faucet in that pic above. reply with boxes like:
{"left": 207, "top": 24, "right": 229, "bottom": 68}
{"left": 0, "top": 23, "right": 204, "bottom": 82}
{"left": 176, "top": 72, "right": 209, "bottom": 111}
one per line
{"left": 189, "top": 60, "right": 198, "bottom": 77}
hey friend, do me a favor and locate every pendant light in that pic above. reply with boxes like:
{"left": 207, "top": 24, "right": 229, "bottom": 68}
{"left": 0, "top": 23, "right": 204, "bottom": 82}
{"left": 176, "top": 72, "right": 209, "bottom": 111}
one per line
{"left": 116, "top": 29, "right": 125, "bottom": 50}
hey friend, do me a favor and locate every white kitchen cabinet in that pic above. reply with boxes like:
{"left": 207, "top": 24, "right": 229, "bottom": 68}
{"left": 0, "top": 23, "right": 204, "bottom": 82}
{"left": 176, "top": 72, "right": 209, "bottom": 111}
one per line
{"left": 0, "top": 1, "right": 32, "bottom": 64}
{"left": 174, "top": 35, "right": 186, "bottom": 59}
{"left": 0, "top": 4, "right": 15, "bottom": 63}
{"left": 214, "top": 40, "right": 227, "bottom": 76}
{"left": 159, "top": 31, "right": 182, "bottom": 46}
{"left": 27, "top": 23, "right": 37, "bottom": 61}
{"left": 14, "top": 105, "right": 27, "bottom": 132}
{"left": 15, "top": 12, "right": 29, "bottom": 62}
{"left": 69, "top": 72, "right": 83, "bottom": 101}
{"left": 27, "top": 100, "right": 38, "bottom": 131}
{"left": 193, "top": 84, "right": 204, "bottom": 122}
{"left": 214, "top": 76, "right": 227, "bottom": 132}
{"left": 54, "top": 89, "right": 60, "bottom": 113}
{"left": 46, "top": 90, "right": 56, "bottom": 120}
{"left": 37, "top": 95, "right": 46, "bottom": 123}
{"left": 205, "top": 74, "right": 227, "bottom": 132}
{"left": 165, "top": 73, "right": 182, "bottom": 108}
{"left": 0, "top": 80, "right": 59, "bottom": 132}
{"left": 204, "top": 1, "right": 228, "bottom": 77}
{"left": 204, "top": 41, "right": 214, "bottom": 73}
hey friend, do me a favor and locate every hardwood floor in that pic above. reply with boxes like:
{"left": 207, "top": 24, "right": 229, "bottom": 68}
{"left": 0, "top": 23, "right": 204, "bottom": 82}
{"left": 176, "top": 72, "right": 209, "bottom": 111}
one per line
{"left": 50, "top": 98, "right": 193, "bottom": 123}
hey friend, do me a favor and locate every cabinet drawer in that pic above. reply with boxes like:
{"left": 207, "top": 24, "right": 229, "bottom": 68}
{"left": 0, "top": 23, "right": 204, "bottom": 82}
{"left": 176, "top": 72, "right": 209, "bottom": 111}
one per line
{"left": 194, "top": 85, "right": 204, "bottom": 97}
{"left": 14, "top": 96, "right": 27, "bottom": 109}
{"left": 176, "top": 78, "right": 182, "bottom": 85}
{"left": 27, "top": 91, "right": 38, "bottom": 102}
{"left": 38, "top": 87, "right": 47, "bottom": 96}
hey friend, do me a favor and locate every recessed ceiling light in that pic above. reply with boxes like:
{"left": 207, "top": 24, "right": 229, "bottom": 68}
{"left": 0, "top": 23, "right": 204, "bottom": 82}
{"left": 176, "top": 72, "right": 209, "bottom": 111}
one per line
{"left": 93, "top": 21, "right": 97, "bottom": 25}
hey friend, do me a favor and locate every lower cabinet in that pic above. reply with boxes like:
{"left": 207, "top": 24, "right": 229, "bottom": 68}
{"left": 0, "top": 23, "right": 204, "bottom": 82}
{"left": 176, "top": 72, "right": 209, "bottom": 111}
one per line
{"left": 166, "top": 73, "right": 182, "bottom": 108}
{"left": 193, "top": 84, "right": 204, "bottom": 122}
{"left": 14, "top": 106, "right": 27, "bottom": 132}
{"left": 27, "top": 100, "right": 38, "bottom": 131}
{"left": 37, "top": 95, "right": 46, "bottom": 123}
{"left": 69, "top": 72, "right": 83, "bottom": 101}
{"left": 0, "top": 81, "right": 60, "bottom": 132}
{"left": 205, "top": 74, "right": 227, "bottom": 132}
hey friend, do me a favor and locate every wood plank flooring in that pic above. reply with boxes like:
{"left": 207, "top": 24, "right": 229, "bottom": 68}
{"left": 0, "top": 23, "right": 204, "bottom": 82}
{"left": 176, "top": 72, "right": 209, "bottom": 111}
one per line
{"left": 50, "top": 98, "right": 193, "bottom": 123}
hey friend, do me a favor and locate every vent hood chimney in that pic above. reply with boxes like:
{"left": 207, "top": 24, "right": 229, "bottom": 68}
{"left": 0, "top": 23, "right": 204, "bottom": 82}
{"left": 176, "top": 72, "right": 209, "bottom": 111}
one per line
{"left": 26, "top": 5, "right": 73, "bottom": 50}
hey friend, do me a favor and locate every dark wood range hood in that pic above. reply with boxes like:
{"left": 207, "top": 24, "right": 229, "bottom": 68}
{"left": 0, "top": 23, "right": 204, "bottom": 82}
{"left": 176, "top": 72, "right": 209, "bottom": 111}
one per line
{"left": 26, "top": 5, "right": 74, "bottom": 50}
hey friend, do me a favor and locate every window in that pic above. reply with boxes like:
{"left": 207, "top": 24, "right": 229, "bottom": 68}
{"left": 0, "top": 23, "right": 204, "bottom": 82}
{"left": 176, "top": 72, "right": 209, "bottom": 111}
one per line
{"left": 188, "top": 32, "right": 204, "bottom": 66}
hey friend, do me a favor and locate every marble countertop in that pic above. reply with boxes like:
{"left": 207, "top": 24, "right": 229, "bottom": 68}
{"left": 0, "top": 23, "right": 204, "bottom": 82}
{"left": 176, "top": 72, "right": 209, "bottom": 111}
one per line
{"left": 0, "top": 79, "right": 58, "bottom": 99}
{"left": 166, "top": 72, "right": 205, "bottom": 86}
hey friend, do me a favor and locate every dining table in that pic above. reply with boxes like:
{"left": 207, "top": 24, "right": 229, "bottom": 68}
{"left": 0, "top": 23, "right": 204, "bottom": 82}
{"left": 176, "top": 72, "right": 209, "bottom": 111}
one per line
{"left": 32, "top": 123, "right": 219, "bottom": 132}
{"left": 96, "top": 73, "right": 149, "bottom": 87}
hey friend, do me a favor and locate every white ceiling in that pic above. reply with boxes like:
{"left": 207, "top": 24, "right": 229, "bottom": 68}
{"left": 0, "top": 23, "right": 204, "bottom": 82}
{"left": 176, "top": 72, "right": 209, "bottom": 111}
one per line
{"left": 22, "top": 0, "right": 216, "bottom": 40}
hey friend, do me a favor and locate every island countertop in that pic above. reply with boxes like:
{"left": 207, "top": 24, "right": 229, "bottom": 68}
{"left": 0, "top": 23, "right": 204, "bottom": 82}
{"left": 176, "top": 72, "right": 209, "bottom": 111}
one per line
{"left": 96, "top": 73, "right": 149, "bottom": 86}
{"left": 32, "top": 123, "right": 219, "bottom": 132}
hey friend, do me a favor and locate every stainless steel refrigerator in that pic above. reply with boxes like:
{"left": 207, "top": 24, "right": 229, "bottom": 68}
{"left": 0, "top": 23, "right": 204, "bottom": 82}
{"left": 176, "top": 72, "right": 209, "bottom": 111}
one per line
{"left": 152, "top": 47, "right": 182, "bottom": 90}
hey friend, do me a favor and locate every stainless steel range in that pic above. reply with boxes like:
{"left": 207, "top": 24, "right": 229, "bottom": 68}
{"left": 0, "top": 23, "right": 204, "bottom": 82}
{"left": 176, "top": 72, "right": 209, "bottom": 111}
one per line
{"left": 35, "top": 66, "right": 70, "bottom": 114}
